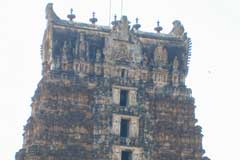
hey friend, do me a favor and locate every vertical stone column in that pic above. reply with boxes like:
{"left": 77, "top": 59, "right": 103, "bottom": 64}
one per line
{"left": 129, "top": 90, "right": 137, "bottom": 106}
{"left": 112, "top": 88, "right": 120, "bottom": 104}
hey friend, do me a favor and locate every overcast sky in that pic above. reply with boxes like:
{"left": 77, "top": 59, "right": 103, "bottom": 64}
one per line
{"left": 0, "top": 0, "right": 239, "bottom": 159}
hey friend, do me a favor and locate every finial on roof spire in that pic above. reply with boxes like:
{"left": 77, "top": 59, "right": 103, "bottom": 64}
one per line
{"left": 67, "top": 8, "right": 76, "bottom": 21}
{"left": 111, "top": 14, "right": 118, "bottom": 26}
{"left": 89, "top": 12, "right": 98, "bottom": 24}
{"left": 154, "top": 20, "right": 163, "bottom": 33}
{"left": 133, "top": 17, "right": 141, "bottom": 31}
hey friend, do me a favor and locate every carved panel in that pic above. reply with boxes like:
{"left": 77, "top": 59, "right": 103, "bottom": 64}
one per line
{"left": 112, "top": 44, "right": 133, "bottom": 62}
{"left": 153, "top": 70, "right": 168, "bottom": 86}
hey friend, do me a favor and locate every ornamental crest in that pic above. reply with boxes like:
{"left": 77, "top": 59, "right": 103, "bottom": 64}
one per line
{"left": 112, "top": 44, "right": 133, "bottom": 62}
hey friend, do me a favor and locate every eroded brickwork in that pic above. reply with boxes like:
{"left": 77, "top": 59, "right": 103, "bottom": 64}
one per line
{"left": 16, "top": 3, "right": 209, "bottom": 160}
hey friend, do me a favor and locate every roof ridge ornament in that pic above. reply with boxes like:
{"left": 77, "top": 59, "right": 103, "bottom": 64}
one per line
{"left": 89, "top": 12, "right": 98, "bottom": 25}
{"left": 67, "top": 8, "right": 76, "bottom": 21}
{"left": 154, "top": 20, "right": 163, "bottom": 33}
{"left": 132, "top": 18, "right": 141, "bottom": 31}
{"left": 45, "top": 3, "right": 60, "bottom": 21}
{"left": 170, "top": 20, "right": 185, "bottom": 37}
{"left": 110, "top": 16, "right": 131, "bottom": 41}
{"left": 111, "top": 14, "right": 118, "bottom": 26}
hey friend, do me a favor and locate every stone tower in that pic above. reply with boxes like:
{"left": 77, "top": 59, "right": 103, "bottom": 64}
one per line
{"left": 16, "top": 3, "right": 209, "bottom": 160}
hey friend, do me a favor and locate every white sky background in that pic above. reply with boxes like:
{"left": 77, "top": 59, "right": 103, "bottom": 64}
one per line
{"left": 0, "top": 0, "right": 239, "bottom": 159}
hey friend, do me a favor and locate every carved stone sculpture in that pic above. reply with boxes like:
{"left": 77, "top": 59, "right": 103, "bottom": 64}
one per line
{"left": 170, "top": 20, "right": 185, "bottom": 37}
{"left": 173, "top": 56, "right": 179, "bottom": 71}
{"left": 154, "top": 45, "right": 168, "bottom": 66}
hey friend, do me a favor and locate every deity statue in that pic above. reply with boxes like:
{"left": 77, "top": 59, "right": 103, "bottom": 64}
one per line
{"left": 130, "top": 119, "right": 138, "bottom": 137}
{"left": 62, "top": 40, "right": 69, "bottom": 61}
{"left": 96, "top": 49, "right": 101, "bottom": 62}
{"left": 154, "top": 45, "right": 168, "bottom": 66}
{"left": 173, "top": 56, "right": 179, "bottom": 71}
{"left": 142, "top": 52, "right": 149, "bottom": 65}
{"left": 79, "top": 34, "right": 86, "bottom": 58}
{"left": 112, "top": 115, "right": 120, "bottom": 134}
{"left": 170, "top": 20, "right": 185, "bottom": 37}
{"left": 129, "top": 90, "right": 137, "bottom": 106}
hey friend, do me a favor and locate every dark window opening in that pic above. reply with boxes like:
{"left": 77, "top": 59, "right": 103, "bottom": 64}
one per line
{"left": 89, "top": 47, "right": 96, "bottom": 62}
{"left": 121, "top": 69, "right": 126, "bottom": 78}
{"left": 121, "top": 150, "right": 132, "bottom": 160}
{"left": 120, "top": 90, "right": 128, "bottom": 106}
{"left": 120, "top": 119, "right": 129, "bottom": 137}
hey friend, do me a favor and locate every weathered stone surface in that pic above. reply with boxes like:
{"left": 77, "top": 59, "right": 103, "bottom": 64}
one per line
{"left": 16, "top": 3, "right": 209, "bottom": 160}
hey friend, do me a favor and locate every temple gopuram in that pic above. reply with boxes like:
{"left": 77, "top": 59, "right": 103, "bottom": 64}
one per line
{"left": 15, "top": 3, "right": 210, "bottom": 160}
